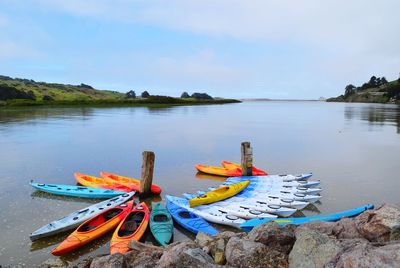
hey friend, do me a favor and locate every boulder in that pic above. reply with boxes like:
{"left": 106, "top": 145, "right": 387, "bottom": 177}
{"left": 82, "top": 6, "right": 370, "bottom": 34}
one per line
{"left": 334, "top": 241, "right": 400, "bottom": 267}
{"left": 90, "top": 254, "right": 128, "bottom": 268}
{"left": 289, "top": 227, "right": 341, "bottom": 268}
{"left": 247, "top": 222, "right": 296, "bottom": 254}
{"left": 225, "top": 236, "right": 288, "bottom": 268}
{"left": 40, "top": 258, "right": 68, "bottom": 268}
{"left": 331, "top": 218, "right": 365, "bottom": 240}
{"left": 125, "top": 240, "right": 164, "bottom": 268}
{"left": 356, "top": 203, "right": 400, "bottom": 242}
{"left": 158, "top": 241, "right": 216, "bottom": 268}
{"left": 68, "top": 257, "right": 93, "bottom": 268}
{"left": 390, "top": 225, "right": 400, "bottom": 241}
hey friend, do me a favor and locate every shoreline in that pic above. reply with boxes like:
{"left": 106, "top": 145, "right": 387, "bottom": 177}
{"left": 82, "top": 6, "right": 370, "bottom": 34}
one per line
{"left": 37, "top": 203, "right": 400, "bottom": 268}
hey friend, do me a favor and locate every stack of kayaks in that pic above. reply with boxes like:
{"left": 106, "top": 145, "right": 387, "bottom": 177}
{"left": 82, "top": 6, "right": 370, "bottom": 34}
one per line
{"left": 167, "top": 172, "right": 323, "bottom": 229}
{"left": 100, "top": 172, "right": 162, "bottom": 195}
{"left": 196, "top": 160, "right": 268, "bottom": 177}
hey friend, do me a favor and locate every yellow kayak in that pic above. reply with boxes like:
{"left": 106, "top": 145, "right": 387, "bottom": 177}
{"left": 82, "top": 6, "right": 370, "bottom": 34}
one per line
{"left": 188, "top": 180, "right": 250, "bottom": 207}
{"left": 195, "top": 164, "right": 242, "bottom": 177}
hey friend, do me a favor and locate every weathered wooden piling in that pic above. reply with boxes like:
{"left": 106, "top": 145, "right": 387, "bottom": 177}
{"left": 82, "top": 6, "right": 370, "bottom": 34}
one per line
{"left": 241, "top": 142, "right": 253, "bottom": 176}
{"left": 139, "top": 151, "right": 155, "bottom": 197}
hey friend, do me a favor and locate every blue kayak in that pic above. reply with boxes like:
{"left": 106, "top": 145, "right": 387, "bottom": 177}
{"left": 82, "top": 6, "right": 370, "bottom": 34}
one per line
{"left": 30, "top": 182, "right": 125, "bottom": 199}
{"left": 166, "top": 196, "right": 218, "bottom": 236}
{"left": 240, "top": 204, "right": 374, "bottom": 231}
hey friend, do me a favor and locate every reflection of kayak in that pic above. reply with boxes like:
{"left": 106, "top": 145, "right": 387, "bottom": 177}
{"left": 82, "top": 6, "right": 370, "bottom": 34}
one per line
{"left": 221, "top": 161, "right": 268, "bottom": 175}
{"left": 100, "top": 172, "right": 162, "bottom": 195}
{"left": 166, "top": 197, "right": 218, "bottom": 235}
{"left": 110, "top": 202, "right": 150, "bottom": 254}
{"left": 75, "top": 172, "right": 134, "bottom": 192}
{"left": 240, "top": 204, "right": 374, "bottom": 231}
{"left": 188, "top": 180, "right": 250, "bottom": 207}
{"left": 30, "top": 182, "right": 125, "bottom": 198}
{"left": 150, "top": 203, "right": 173, "bottom": 246}
{"left": 30, "top": 192, "right": 135, "bottom": 241}
{"left": 52, "top": 201, "right": 134, "bottom": 255}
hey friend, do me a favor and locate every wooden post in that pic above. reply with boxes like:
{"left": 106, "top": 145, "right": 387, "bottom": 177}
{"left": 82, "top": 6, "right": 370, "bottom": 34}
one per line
{"left": 241, "top": 142, "right": 253, "bottom": 176}
{"left": 140, "top": 151, "right": 155, "bottom": 197}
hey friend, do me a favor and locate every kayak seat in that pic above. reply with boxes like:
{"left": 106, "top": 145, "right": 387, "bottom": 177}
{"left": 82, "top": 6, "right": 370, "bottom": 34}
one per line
{"left": 80, "top": 225, "right": 97, "bottom": 232}
{"left": 178, "top": 211, "right": 197, "bottom": 219}
{"left": 153, "top": 215, "right": 168, "bottom": 222}
{"left": 104, "top": 209, "right": 121, "bottom": 221}
{"left": 119, "top": 220, "right": 138, "bottom": 236}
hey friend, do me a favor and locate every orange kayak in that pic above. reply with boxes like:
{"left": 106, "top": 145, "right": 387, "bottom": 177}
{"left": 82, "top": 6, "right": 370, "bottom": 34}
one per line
{"left": 51, "top": 201, "right": 134, "bottom": 256}
{"left": 100, "top": 172, "right": 162, "bottom": 195}
{"left": 110, "top": 202, "right": 150, "bottom": 254}
{"left": 221, "top": 160, "right": 268, "bottom": 176}
{"left": 195, "top": 164, "right": 243, "bottom": 177}
{"left": 74, "top": 172, "right": 135, "bottom": 193}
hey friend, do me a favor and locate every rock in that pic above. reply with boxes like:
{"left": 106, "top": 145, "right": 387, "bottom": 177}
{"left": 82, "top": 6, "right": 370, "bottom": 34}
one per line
{"left": 125, "top": 240, "right": 164, "bottom": 268}
{"left": 356, "top": 203, "right": 400, "bottom": 242}
{"left": 390, "top": 225, "right": 400, "bottom": 241}
{"left": 289, "top": 227, "right": 341, "bottom": 268}
{"left": 195, "top": 232, "right": 215, "bottom": 248}
{"left": 332, "top": 218, "right": 365, "bottom": 240}
{"left": 225, "top": 236, "right": 288, "bottom": 268}
{"left": 68, "top": 257, "right": 93, "bottom": 268}
{"left": 90, "top": 254, "right": 128, "bottom": 268}
{"left": 40, "top": 258, "right": 68, "bottom": 268}
{"left": 247, "top": 222, "right": 296, "bottom": 254}
{"left": 301, "top": 221, "right": 335, "bottom": 235}
{"left": 213, "top": 239, "right": 226, "bottom": 265}
{"left": 158, "top": 241, "right": 216, "bottom": 268}
{"left": 335, "top": 241, "right": 400, "bottom": 267}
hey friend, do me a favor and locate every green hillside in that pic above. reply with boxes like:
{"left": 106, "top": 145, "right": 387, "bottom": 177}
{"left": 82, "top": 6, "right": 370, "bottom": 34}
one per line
{"left": 0, "top": 75, "right": 240, "bottom": 107}
{"left": 0, "top": 75, "right": 124, "bottom": 103}
{"left": 327, "top": 75, "right": 400, "bottom": 104}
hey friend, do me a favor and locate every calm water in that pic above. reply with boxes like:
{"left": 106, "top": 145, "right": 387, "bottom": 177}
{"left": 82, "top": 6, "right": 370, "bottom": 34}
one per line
{"left": 0, "top": 101, "right": 399, "bottom": 266}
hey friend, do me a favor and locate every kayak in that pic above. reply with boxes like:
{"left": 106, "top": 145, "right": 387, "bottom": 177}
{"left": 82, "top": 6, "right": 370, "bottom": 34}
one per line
{"left": 188, "top": 180, "right": 250, "bottom": 207}
{"left": 100, "top": 172, "right": 162, "bottom": 195}
{"left": 110, "top": 202, "right": 150, "bottom": 254}
{"left": 240, "top": 204, "right": 374, "bottom": 231}
{"left": 150, "top": 203, "right": 173, "bottom": 246}
{"left": 30, "top": 182, "right": 125, "bottom": 199}
{"left": 166, "top": 197, "right": 218, "bottom": 236}
{"left": 195, "top": 164, "right": 242, "bottom": 177}
{"left": 226, "top": 175, "right": 319, "bottom": 188}
{"left": 30, "top": 192, "right": 135, "bottom": 241}
{"left": 209, "top": 183, "right": 322, "bottom": 196}
{"left": 75, "top": 172, "right": 134, "bottom": 193}
{"left": 221, "top": 160, "right": 268, "bottom": 175}
{"left": 52, "top": 201, "right": 134, "bottom": 255}
{"left": 167, "top": 195, "right": 247, "bottom": 228}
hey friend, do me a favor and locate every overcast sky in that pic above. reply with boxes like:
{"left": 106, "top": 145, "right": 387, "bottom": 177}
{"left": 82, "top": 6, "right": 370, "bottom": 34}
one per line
{"left": 1, "top": 0, "right": 399, "bottom": 99}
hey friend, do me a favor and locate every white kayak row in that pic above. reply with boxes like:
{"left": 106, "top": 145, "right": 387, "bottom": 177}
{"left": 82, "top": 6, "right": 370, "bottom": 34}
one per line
{"left": 30, "top": 191, "right": 135, "bottom": 241}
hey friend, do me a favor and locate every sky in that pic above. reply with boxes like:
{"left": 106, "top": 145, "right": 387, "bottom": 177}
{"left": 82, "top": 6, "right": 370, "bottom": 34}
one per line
{"left": 0, "top": 0, "right": 399, "bottom": 99}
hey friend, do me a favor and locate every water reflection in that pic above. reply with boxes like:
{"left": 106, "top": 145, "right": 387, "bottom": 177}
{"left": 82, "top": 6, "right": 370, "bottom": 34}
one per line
{"left": 194, "top": 172, "right": 227, "bottom": 182}
{"left": 345, "top": 104, "right": 400, "bottom": 133}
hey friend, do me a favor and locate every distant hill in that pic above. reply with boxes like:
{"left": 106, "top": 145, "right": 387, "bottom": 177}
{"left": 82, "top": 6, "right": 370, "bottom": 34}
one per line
{"left": 327, "top": 75, "right": 400, "bottom": 104}
{"left": 0, "top": 75, "right": 240, "bottom": 106}
{"left": 0, "top": 75, "right": 124, "bottom": 102}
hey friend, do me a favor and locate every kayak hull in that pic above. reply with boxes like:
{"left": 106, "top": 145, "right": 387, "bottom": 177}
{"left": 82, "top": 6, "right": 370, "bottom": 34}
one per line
{"left": 75, "top": 172, "right": 134, "bottom": 193}
{"left": 30, "top": 182, "right": 125, "bottom": 199}
{"left": 101, "top": 172, "right": 162, "bottom": 195}
{"left": 110, "top": 202, "right": 150, "bottom": 254}
{"left": 188, "top": 180, "right": 249, "bottom": 207}
{"left": 166, "top": 197, "right": 218, "bottom": 236}
{"left": 241, "top": 204, "right": 374, "bottom": 231}
{"left": 150, "top": 203, "right": 173, "bottom": 246}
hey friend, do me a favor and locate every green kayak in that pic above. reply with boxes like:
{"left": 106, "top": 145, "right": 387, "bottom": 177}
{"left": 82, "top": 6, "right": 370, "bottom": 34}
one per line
{"left": 150, "top": 203, "right": 173, "bottom": 246}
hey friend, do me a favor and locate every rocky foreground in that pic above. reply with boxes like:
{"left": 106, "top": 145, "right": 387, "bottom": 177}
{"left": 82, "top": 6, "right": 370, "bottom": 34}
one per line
{"left": 41, "top": 203, "right": 400, "bottom": 268}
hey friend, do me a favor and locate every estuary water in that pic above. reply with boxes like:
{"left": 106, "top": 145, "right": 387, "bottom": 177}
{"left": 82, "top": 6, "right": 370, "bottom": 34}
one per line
{"left": 0, "top": 101, "right": 399, "bottom": 266}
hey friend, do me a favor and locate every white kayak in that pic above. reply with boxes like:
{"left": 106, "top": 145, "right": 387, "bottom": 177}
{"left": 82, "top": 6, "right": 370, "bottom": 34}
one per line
{"left": 30, "top": 191, "right": 135, "bottom": 241}
{"left": 210, "top": 183, "right": 322, "bottom": 195}
{"left": 226, "top": 176, "right": 320, "bottom": 188}
{"left": 167, "top": 195, "right": 249, "bottom": 228}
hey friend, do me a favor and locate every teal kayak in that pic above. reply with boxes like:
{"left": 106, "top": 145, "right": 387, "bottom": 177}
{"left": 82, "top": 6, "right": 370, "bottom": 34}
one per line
{"left": 150, "top": 203, "right": 174, "bottom": 246}
{"left": 30, "top": 182, "right": 125, "bottom": 199}
{"left": 240, "top": 204, "right": 374, "bottom": 231}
